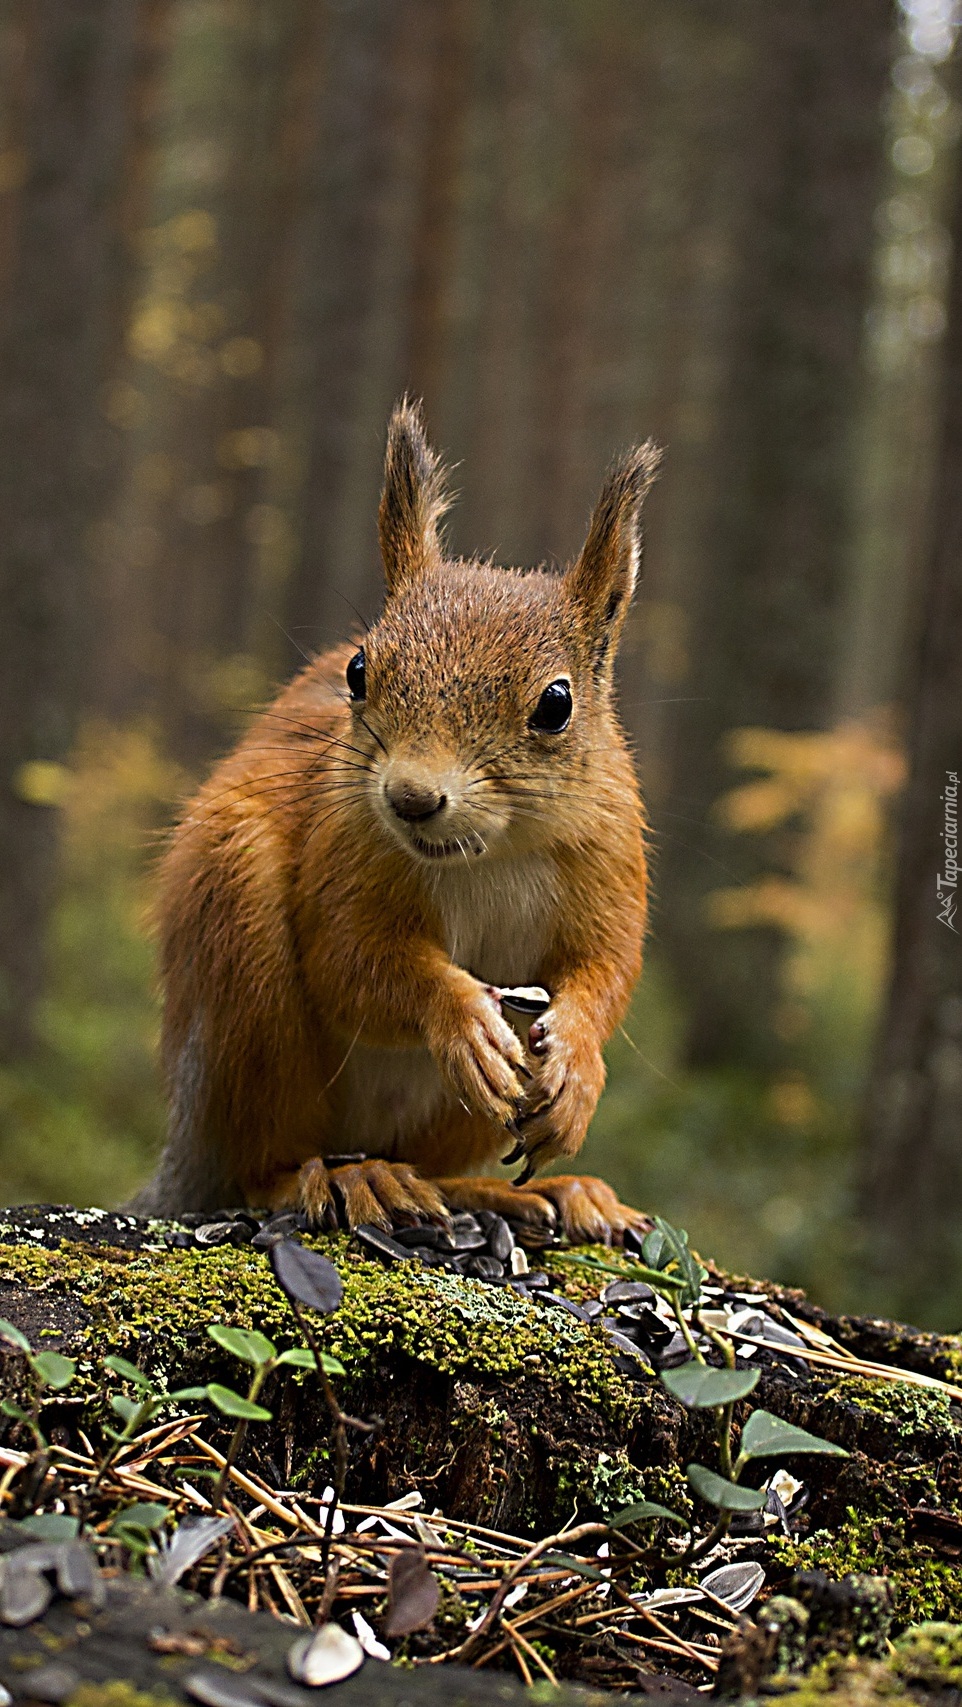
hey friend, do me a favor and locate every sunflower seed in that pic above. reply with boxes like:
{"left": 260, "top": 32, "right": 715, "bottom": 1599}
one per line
{"left": 288, "top": 1624, "right": 365, "bottom": 1687}
{"left": 509, "top": 1246, "right": 529, "bottom": 1276}
{"left": 352, "top": 1226, "right": 414, "bottom": 1265}
{"left": 449, "top": 1213, "right": 483, "bottom": 1234}
{"left": 351, "top": 1611, "right": 390, "bottom": 1661}
{"left": 449, "top": 1228, "right": 488, "bottom": 1253}
{"left": 656, "top": 1332, "right": 692, "bottom": 1368}
{"left": 195, "top": 1222, "right": 249, "bottom": 1247}
{"left": 701, "top": 1561, "right": 765, "bottom": 1613}
{"left": 56, "top": 1541, "right": 102, "bottom": 1602}
{"left": 498, "top": 985, "right": 550, "bottom": 1015}
{"left": 17, "top": 1665, "right": 80, "bottom": 1703}
{"left": 540, "top": 1293, "right": 590, "bottom": 1321}
{"left": 605, "top": 1329, "right": 651, "bottom": 1360}
{"left": 0, "top": 1562, "right": 52, "bottom": 1626}
{"left": 486, "top": 1217, "right": 515, "bottom": 1261}
{"left": 620, "top": 1306, "right": 674, "bottom": 1348}
{"left": 185, "top": 1669, "right": 271, "bottom": 1707}
{"left": 602, "top": 1280, "right": 655, "bottom": 1306}
{"left": 391, "top": 1225, "right": 443, "bottom": 1249}
{"left": 467, "top": 1255, "right": 505, "bottom": 1280}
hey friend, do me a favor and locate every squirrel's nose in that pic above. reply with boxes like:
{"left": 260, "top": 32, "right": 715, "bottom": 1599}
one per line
{"left": 385, "top": 778, "right": 447, "bottom": 822}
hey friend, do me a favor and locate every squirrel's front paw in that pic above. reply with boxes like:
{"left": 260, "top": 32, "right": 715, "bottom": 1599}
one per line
{"left": 516, "top": 1011, "right": 605, "bottom": 1167}
{"left": 434, "top": 983, "right": 532, "bottom": 1127}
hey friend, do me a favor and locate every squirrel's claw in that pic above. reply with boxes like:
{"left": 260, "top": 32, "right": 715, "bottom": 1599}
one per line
{"left": 514, "top": 1174, "right": 650, "bottom": 1245}
{"left": 294, "top": 1157, "right": 450, "bottom": 1232}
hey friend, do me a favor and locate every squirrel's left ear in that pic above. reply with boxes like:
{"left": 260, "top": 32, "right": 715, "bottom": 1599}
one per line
{"left": 566, "top": 441, "right": 662, "bottom": 665}
{"left": 378, "top": 398, "right": 452, "bottom": 594}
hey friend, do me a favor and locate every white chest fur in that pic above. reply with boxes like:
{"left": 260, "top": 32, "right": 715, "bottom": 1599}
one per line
{"left": 334, "top": 853, "right": 557, "bottom": 1161}
{"left": 428, "top": 852, "right": 557, "bottom": 985}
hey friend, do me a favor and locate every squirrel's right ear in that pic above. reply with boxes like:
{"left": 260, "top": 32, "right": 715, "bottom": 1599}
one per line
{"left": 378, "top": 399, "right": 452, "bottom": 594}
{"left": 567, "top": 441, "right": 662, "bottom": 667}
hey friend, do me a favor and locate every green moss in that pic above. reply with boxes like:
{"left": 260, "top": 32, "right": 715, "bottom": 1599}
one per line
{"left": 69, "top": 1686, "right": 178, "bottom": 1707}
{"left": 755, "top": 1654, "right": 902, "bottom": 1705}
{"left": 823, "top": 1376, "right": 958, "bottom": 1442}
{"left": 891, "top": 1622, "right": 962, "bottom": 1687}
{"left": 0, "top": 1232, "right": 642, "bottom": 1425}
{"left": 731, "top": 1624, "right": 962, "bottom": 1705}
{"left": 775, "top": 1520, "right": 962, "bottom": 1627}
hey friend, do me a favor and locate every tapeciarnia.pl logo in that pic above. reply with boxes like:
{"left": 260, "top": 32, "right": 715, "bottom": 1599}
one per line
{"left": 938, "top": 769, "right": 959, "bottom": 933}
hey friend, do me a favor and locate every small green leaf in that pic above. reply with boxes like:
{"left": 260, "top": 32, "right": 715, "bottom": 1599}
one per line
{"left": 110, "top": 1395, "right": 141, "bottom": 1425}
{"left": 31, "top": 1352, "right": 76, "bottom": 1390}
{"left": 686, "top": 1463, "right": 766, "bottom": 1511}
{"left": 208, "top": 1325, "right": 277, "bottom": 1366}
{"left": 0, "top": 1317, "right": 31, "bottom": 1354}
{"left": 110, "top": 1502, "right": 169, "bottom": 1535}
{"left": 168, "top": 1386, "right": 209, "bottom": 1402}
{"left": 739, "top": 1409, "right": 848, "bottom": 1463}
{"left": 0, "top": 1399, "right": 28, "bottom": 1421}
{"left": 276, "top": 1346, "right": 346, "bottom": 1375}
{"left": 662, "top": 1364, "right": 760, "bottom": 1409}
{"left": 652, "top": 1217, "right": 707, "bottom": 1308}
{"left": 554, "top": 1251, "right": 685, "bottom": 1291}
{"left": 104, "top": 1355, "right": 153, "bottom": 1390}
{"left": 642, "top": 1228, "right": 670, "bottom": 1270}
{"left": 541, "top": 1554, "right": 610, "bottom": 1582}
{"left": 275, "top": 1347, "right": 316, "bottom": 1368}
{"left": 609, "top": 1499, "right": 688, "bottom": 1529}
{"left": 205, "top": 1383, "right": 272, "bottom": 1421}
{"left": 18, "top": 1513, "right": 79, "bottom": 1541}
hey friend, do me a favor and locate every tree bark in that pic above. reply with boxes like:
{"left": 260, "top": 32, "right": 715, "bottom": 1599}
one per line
{"left": 0, "top": 0, "right": 140, "bottom": 1062}
{"left": 861, "top": 145, "right": 962, "bottom": 1326}
{"left": 653, "top": 0, "right": 893, "bottom": 1071}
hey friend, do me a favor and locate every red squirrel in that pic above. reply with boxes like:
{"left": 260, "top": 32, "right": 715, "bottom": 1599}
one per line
{"left": 135, "top": 402, "right": 660, "bottom": 1244}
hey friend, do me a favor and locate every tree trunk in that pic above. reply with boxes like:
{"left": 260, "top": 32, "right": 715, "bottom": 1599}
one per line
{"left": 653, "top": 0, "right": 893, "bottom": 1071}
{"left": 861, "top": 147, "right": 962, "bottom": 1328}
{"left": 0, "top": 0, "right": 140, "bottom": 1062}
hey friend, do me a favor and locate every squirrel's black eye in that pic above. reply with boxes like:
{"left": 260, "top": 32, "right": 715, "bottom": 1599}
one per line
{"left": 530, "top": 678, "right": 572, "bottom": 733}
{"left": 346, "top": 648, "right": 366, "bottom": 701}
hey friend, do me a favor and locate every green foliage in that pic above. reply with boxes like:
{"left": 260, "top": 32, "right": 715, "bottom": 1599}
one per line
{"left": 686, "top": 1464, "right": 766, "bottom": 1511}
{"left": 30, "top": 1351, "right": 76, "bottom": 1390}
{"left": 578, "top": 959, "right": 868, "bottom": 1319}
{"left": 0, "top": 722, "right": 178, "bottom": 1211}
{"left": 109, "top": 1500, "right": 170, "bottom": 1562}
{"left": 207, "top": 1324, "right": 276, "bottom": 1366}
{"left": 738, "top": 1409, "right": 849, "bottom": 1464}
{"left": 662, "top": 1363, "right": 759, "bottom": 1408}
{"left": 643, "top": 1217, "right": 708, "bottom": 1308}
{"left": 204, "top": 1381, "right": 271, "bottom": 1421}
{"left": 0, "top": 1317, "right": 78, "bottom": 1446}
{"left": 612, "top": 1217, "right": 847, "bottom": 1549}
{"left": 608, "top": 1499, "right": 686, "bottom": 1529}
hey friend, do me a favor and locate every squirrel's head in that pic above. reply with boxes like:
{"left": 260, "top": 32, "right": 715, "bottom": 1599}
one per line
{"left": 346, "top": 400, "right": 660, "bottom": 866}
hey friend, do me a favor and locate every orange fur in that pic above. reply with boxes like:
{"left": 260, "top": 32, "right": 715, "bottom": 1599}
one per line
{"left": 137, "top": 402, "right": 660, "bottom": 1242}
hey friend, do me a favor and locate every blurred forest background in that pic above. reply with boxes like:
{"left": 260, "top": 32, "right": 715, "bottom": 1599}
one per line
{"left": 0, "top": 0, "right": 960, "bottom": 1327}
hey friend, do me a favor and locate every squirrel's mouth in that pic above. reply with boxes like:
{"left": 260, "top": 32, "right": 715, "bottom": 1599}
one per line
{"left": 407, "top": 831, "right": 486, "bottom": 862}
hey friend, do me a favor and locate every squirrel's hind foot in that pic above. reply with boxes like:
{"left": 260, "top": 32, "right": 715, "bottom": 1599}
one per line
{"left": 435, "top": 1172, "right": 650, "bottom": 1247}
{"left": 274, "top": 1157, "right": 451, "bottom": 1233}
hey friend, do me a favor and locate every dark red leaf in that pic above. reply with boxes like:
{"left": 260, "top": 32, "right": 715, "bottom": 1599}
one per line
{"left": 269, "top": 1239, "right": 343, "bottom": 1313}
{"left": 383, "top": 1545, "right": 439, "bottom": 1637}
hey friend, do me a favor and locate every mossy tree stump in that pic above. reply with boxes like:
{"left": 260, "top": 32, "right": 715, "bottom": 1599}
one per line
{"left": 1, "top": 1207, "right": 962, "bottom": 1633}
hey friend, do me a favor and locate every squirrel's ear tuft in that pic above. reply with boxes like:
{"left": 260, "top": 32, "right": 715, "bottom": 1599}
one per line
{"left": 378, "top": 398, "right": 452, "bottom": 594}
{"left": 567, "top": 440, "right": 662, "bottom": 666}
